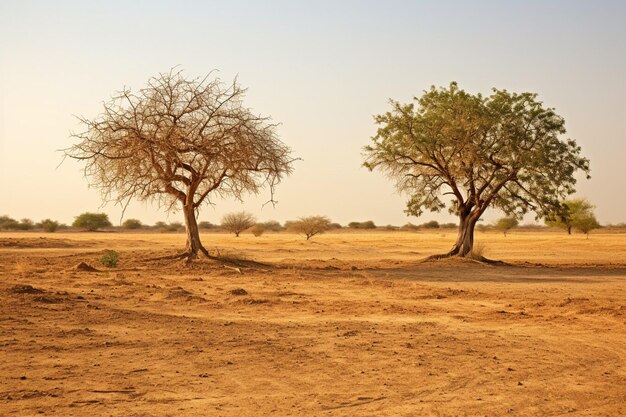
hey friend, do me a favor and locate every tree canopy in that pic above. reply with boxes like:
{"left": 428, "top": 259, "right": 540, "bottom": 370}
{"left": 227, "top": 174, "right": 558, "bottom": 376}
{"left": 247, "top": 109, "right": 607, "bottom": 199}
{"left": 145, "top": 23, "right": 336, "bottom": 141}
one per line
{"left": 545, "top": 198, "right": 594, "bottom": 235}
{"left": 364, "top": 82, "right": 589, "bottom": 257}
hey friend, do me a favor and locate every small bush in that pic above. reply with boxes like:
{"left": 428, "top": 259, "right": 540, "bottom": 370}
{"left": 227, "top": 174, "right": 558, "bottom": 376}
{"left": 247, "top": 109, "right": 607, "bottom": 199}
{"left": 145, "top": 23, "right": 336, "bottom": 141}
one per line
{"left": 250, "top": 224, "right": 266, "bottom": 237}
{"left": 420, "top": 220, "right": 440, "bottom": 229}
{"left": 348, "top": 220, "right": 376, "bottom": 229}
{"left": 122, "top": 219, "right": 142, "bottom": 230}
{"left": 222, "top": 212, "right": 256, "bottom": 237}
{"left": 288, "top": 215, "right": 332, "bottom": 240}
{"left": 73, "top": 212, "right": 112, "bottom": 231}
{"left": 198, "top": 221, "right": 217, "bottom": 230}
{"left": 0, "top": 215, "right": 20, "bottom": 230}
{"left": 38, "top": 219, "right": 59, "bottom": 233}
{"left": 260, "top": 220, "right": 284, "bottom": 232}
{"left": 100, "top": 250, "right": 119, "bottom": 268}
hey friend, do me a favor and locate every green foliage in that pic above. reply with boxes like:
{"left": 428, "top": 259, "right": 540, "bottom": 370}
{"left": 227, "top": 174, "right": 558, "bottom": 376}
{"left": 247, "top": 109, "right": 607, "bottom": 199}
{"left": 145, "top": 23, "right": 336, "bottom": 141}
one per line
{"left": 575, "top": 213, "right": 600, "bottom": 238}
{"left": 100, "top": 250, "right": 119, "bottom": 268}
{"left": 38, "top": 219, "right": 59, "bottom": 233}
{"left": 73, "top": 212, "right": 112, "bottom": 231}
{"left": 545, "top": 198, "right": 594, "bottom": 235}
{"left": 166, "top": 222, "right": 184, "bottom": 232}
{"left": 363, "top": 82, "right": 590, "bottom": 221}
{"left": 421, "top": 220, "right": 440, "bottom": 229}
{"left": 288, "top": 216, "right": 332, "bottom": 240}
{"left": 348, "top": 220, "right": 376, "bottom": 229}
{"left": 122, "top": 218, "right": 142, "bottom": 229}
{"left": 0, "top": 215, "right": 20, "bottom": 230}
{"left": 198, "top": 221, "right": 217, "bottom": 230}
{"left": 153, "top": 221, "right": 168, "bottom": 229}
{"left": 495, "top": 216, "right": 519, "bottom": 236}
{"left": 17, "top": 218, "right": 34, "bottom": 230}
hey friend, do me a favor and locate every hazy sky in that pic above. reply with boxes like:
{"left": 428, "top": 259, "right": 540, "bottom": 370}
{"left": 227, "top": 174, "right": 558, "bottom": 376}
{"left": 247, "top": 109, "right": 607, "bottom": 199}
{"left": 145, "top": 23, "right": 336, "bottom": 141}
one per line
{"left": 1, "top": 0, "right": 625, "bottom": 226}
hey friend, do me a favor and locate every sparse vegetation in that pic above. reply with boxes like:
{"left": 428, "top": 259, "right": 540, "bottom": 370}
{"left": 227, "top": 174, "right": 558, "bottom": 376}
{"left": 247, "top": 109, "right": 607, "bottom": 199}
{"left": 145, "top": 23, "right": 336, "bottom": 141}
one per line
{"left": 122, "top": 219, "right": 143, "bottom": 230}
{"left": 421, "top": 220, "right": 440, "bottom": 229}
{"left": 289, "top": 216, "right": 332, "bottom": 240}
{"left": 37, "top": 219, "right": 60, "bottom": 233}
{"left": 546, "top": 198, "right": 596, "bottom": 235}
{"left": 222, "top": 212, "right": 256, "bottom": 237}
{"left": 495, "top": 216, "right": 519, "bottom": 237}
{"left": 250, "top": 224, "right": 267, "bottom": 237}
{"left": 348, "top": 220, "right": 376, "bottom": 229}
{"left": 99, "top": 250, "right": 119, "bottom": 268}
{"left": 72, "top": 212, "right": 112, "bottom": 231}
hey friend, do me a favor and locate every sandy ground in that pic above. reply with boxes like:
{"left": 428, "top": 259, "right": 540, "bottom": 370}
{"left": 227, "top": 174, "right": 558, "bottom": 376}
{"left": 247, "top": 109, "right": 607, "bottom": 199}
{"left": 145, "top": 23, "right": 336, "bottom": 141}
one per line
{"left": 1, "top": 230, "right": 625, "bottom": 416}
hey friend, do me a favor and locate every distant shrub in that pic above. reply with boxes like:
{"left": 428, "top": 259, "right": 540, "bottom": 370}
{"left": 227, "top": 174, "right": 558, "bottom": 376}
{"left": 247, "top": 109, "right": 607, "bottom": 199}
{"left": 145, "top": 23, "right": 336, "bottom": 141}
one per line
{"left": 260, "top": 220, "right": 284, "bottom": 232}
{"left": 348, "top": 220, "right": 376, "bottom": 229}
{"left": 384, "top": 224, "right": 399, "bottom": 231}
{"left": 153, "top": 221, "right": 167, "bottom": 229}
{"left": 440, "top": 222, "right": 457, "bottom": 228}
{"left": 221, "top": 212, "right": 256, "bottom": 237}
{"left": 420, "top": 220, "right": 440, "bottom": 229}
{"left": 73, "top": 212, "right": 112, "bottom": 231}
{"left": 401, "top": 223, "right": 419, "bottom": 231}
{"left": 38, "top": 219, "right": 59, "bottom": 233}
{"left": 328, "top": 222, "right": 343, "bottom": 230}
{"left": 198, "top": 221, "right": 217, "bottom": 230}
{"left": 250, "top": 224, "right": 266, "bottom": 237}
{"left": 494, "top": 216, "right": 519, "bottom": 236}
{"left": 122, "top": 218, "right": 142, "bottom": 230}
{"left": 166, "top": 222, "right": 184, "bottom": 232}
{"left": 0, "top": 215, "right": 20, "bottom": 230}
{"left": 100, "top": 250, "right": 119, "bottom": 268}
{"left": 288, "top": 215, "right": 332, "bottom": 240}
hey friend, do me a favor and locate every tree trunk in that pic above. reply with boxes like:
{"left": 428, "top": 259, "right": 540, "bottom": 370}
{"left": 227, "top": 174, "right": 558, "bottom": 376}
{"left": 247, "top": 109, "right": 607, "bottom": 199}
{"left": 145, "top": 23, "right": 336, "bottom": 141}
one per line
{"left": 567, "top": 225, "right": 572, "bottom": 235}
{"left": 448, "top": 213, "right": 479, "bottom": 257}
{"left": 183, "top": 204, "right": 208, "bottom": 257}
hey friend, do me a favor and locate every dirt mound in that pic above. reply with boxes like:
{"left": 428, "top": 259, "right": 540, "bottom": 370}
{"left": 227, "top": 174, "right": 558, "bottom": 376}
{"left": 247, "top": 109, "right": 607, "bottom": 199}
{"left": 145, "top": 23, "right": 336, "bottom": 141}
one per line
{"left": 229, "top": 288, "right": 248, "bottom": 296}
{"left": 8, "top": 284, "right": 44, "bottom": 294}
{"left": 73, "top": 262, "right": 101, "bottom": 272}
{"left": 165, "top": 286, "right": 204, "bottom": 301}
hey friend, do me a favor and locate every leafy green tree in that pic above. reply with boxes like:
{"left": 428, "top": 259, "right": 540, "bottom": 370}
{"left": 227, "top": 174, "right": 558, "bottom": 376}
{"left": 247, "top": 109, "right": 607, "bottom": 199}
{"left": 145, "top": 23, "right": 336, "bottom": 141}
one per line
{"left": 574, "top": 212, "right": 600, "bottom": 238}
{"left": 545, "top": 198, "right": 593, "bottom": 235}
{"left": 72, "top": 212, "right": 112, "bottom": 231}
{"left": 495, "top": 216, "right": 519, "bottom": 236}
{"left": 364, "top": 82, "right": 589, "bottom": 258}
{"left": 37, "top": 219, "right": 59, "bottom": 233}
{"left": 288, "top": 216, "right": 332, "bottom": 240}
{"left": 122, "top": 218, "right": 143, "bottom": 229}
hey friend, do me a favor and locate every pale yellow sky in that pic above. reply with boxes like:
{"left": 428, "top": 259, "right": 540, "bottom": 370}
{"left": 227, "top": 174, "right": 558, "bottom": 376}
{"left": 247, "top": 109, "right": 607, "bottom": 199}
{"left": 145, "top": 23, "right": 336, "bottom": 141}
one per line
{"left": 1, "top": 1, "right": 625, "bottom": 226}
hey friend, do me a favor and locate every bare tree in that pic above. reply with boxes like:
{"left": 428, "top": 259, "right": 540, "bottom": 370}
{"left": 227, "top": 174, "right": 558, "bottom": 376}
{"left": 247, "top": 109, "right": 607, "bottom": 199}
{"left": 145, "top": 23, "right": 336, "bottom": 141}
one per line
{"left": 288, "top": 216, "right": 332, "bottom": 240}
{"left": 221, "top": 212, "right": 256, "bottom": 237}
{"left": 65, "top": 69, "right": 294, "bottom": 259}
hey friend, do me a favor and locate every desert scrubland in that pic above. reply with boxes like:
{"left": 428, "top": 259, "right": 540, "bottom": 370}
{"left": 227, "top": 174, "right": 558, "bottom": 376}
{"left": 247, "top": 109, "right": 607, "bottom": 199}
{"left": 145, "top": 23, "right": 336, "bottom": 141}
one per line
{"left": 1, "top": 230, "right": 625, "bottom": 416}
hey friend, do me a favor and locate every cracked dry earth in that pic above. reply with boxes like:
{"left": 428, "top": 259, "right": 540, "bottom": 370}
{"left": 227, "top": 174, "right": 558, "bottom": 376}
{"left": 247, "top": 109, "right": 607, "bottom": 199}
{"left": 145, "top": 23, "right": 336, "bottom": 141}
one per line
{"left": 0, "top": 231, "right": 625, "bottom": 416}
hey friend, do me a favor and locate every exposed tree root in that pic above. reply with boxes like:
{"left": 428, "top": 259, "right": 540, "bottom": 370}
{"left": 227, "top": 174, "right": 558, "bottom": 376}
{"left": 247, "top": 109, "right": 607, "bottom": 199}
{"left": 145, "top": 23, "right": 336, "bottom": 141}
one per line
{"left": 421, "top": 252, "right": 509, "bottom": 266}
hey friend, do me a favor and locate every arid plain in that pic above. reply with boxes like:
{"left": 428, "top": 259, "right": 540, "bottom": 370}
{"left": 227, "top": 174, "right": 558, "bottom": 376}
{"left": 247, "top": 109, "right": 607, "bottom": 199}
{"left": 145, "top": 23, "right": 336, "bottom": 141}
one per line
{"left": 1, "top": 230, "right": 625, "bottom": 416}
